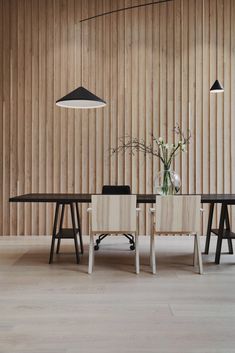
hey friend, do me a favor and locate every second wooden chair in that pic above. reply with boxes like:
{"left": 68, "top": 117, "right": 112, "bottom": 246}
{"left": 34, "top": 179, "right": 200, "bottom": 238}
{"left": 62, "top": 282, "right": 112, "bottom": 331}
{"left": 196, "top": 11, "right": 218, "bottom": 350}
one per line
{"left": 150, "top": 195, "right": 203, "bottom": 275}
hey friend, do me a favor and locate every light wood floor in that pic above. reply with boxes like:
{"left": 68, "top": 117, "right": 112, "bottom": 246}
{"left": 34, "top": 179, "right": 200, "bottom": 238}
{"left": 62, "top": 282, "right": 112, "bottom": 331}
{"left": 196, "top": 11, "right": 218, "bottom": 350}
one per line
{"left": 1, "top": 235, "right": 235, "bottom": 353}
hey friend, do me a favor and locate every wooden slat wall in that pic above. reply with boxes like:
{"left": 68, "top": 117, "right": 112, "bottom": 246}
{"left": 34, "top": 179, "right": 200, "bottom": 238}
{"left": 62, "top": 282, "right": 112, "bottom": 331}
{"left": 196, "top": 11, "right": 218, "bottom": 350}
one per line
{"left": 0, "top": 0, "right": 235, "bottom": 235}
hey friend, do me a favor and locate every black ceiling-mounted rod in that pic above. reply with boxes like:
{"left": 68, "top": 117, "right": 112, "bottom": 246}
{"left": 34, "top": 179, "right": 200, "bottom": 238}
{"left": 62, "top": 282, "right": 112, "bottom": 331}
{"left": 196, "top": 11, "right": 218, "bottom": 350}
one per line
{"left": 80, "top": 0, "right": 174, "bottom": 23}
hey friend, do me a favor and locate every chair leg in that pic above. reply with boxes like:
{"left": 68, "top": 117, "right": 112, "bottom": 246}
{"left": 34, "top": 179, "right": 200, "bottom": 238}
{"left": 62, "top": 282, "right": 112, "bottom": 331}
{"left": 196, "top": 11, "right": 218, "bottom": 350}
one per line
{"left": 193, "top": 235, "right": 198, "bottom": 267}
{"left": 151, "top": 234, "right": 156, "bottom": 274}
{"left": 196, "top": 233, "right": 203, "bottom": 275}
{"left": 88, "top": 233, "right": 94, "bottom": 274}
{"left": 135, "top": 234, "right": 140, "bottom": 274}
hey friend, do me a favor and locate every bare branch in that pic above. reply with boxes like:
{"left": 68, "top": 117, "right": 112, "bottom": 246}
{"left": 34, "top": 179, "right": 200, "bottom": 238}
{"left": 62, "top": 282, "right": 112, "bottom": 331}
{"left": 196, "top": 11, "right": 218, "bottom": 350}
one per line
{"left": 111, "top": 126, "right": 191, "bottom": 168}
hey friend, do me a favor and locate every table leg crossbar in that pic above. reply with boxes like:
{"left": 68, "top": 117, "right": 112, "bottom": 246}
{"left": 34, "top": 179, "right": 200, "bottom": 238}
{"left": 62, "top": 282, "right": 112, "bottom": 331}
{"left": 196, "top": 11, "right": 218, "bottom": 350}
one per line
{"left": 204, "top": 202, "right": 234, "bottom": 264}
{"left": 49, "top": 202, "right": 83, "bottom": 264}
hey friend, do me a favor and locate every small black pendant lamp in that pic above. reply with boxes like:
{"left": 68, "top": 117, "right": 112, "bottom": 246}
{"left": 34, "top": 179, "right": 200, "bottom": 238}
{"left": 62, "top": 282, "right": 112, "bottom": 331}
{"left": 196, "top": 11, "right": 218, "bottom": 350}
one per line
{"left": 56, "top": 86, "right": 106, "bottom": 109}
{"left": 210, "top": 79, "right": 224, "bottom": 93}
{"left": 210, "top": 0, "right": 224, "bottom": 94}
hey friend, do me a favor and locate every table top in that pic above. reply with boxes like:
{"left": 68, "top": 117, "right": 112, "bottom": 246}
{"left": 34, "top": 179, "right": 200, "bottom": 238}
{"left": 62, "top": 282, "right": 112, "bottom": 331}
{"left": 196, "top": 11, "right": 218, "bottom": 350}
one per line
{"left": 9, "top": 193, "right": 235, "bottom": 204}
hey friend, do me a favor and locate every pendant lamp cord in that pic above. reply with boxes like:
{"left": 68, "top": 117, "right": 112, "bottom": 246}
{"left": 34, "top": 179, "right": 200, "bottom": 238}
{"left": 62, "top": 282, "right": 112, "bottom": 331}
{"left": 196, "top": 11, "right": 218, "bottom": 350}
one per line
{"left": 81, "top": 2, "right": 83, "bottom": 86}
{"left": 216, "top": 0, "right": 218, "bottom": 79}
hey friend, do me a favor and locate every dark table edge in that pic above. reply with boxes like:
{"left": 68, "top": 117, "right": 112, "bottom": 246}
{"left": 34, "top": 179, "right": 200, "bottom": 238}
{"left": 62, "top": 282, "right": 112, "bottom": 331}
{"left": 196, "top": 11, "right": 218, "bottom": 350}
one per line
{"left": 9, "top": 194, "right": 235, "bottom": 204}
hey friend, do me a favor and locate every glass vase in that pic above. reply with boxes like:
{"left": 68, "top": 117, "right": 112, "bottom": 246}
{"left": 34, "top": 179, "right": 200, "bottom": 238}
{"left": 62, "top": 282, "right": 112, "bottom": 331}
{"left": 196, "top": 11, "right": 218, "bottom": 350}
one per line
{"left": 154, "top": 168, "right": 181, "bottom": 195}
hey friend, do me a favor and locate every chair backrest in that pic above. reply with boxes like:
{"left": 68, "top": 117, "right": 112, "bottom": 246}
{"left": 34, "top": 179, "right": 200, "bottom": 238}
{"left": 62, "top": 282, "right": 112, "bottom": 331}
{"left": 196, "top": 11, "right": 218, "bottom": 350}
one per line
{"left": 102, "top": 185, "right": 131, "bottom": 195}
{"left": 154, "top": 195, "right": 201, "bottom": 234}
{"left": 91, "top": 195, "right": 137, "bottom": 233}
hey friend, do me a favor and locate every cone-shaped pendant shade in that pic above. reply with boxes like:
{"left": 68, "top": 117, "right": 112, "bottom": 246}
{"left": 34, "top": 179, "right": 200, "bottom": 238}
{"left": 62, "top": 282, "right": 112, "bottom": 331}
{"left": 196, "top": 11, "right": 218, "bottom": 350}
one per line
{"left": 56, "top": 86, "right": 106, "bottom": 109}
{"left": 210, "top": 80, "right": 224, "bottom": 93}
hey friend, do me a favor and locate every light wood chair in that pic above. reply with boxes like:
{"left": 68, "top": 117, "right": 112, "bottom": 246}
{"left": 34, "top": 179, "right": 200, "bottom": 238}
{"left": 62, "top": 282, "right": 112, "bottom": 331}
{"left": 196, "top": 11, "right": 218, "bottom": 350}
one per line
{"left": 150, "top": 195, "right": 203, "bottom": 275}
{"left": 87, "top": 195, "right": 140, "bottom": 274}
{"left": 94, "top": 185, "right": 135, "bottom": 251}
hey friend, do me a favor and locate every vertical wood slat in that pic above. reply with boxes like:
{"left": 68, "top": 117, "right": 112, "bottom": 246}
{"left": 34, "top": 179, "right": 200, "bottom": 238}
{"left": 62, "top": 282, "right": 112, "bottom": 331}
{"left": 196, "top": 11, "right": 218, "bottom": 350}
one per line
{"left": 67, "top": 0, "right": 75, "bottom": 196}
{"left": 95, "top": 0, "right": 104, "bottom": 193}
{"left": 0, "top": 0, "right": 235, "bottom": 236}
{"left": 38, "top": 0, "right": 46, "bottom": 234}
{"left": 223, "top": 0, "right": 230, "bottom": 195}
{"left": 102, "top": 0, "right": 111, "bottom": 187}
{"left": 24, "top": 0, "right": 32, "bottom": 235}
{"left": 145, "top": 2, "right": 153, "bottom": 233}
{"left": 110, "top": 4, "right": 118, "bottom": 185}
{"left": 195, "top": 0, "right": 203, "bottom": 195}
{"left": 138, "top": 1, "right": 146, "bottom": 235}
{"left": 209, "top": 0, "right": 217, "bottom": 197}
{"left": 223, "top": 0, "right": 230, "bottom": 222}
{"left": 124, "top": 0, "right": 132, "bottom": 188}
{"left": 31, "top": 0, "right": 39, "bottom": 234}
{"left": 53, "top": 0, "right": 61, "bottom": 198}
{"left": 45, "top": 0, "right": 54, "bottom": 233}
{"left": 181, "top": 0, "right": 189, "bottom": 194}
{"left": 202, "top": 0, "right": 210, "bottom": 231}
{"left": 117, "top": 0, "right": 125, "bottom": 186}
{"left": 74, "top": 0, "right": 82, "bottom": 197}
{"left": 173, "top": 0, "right": 181, "bottom": 177}
{"left": 88, "top": 0, "right": 96, "bottom": 196}
{"left": 81, "top": 0, "right": 89, "bottom": 234}
{"left": 195, "top": 0, "right": 204, "bottom": 231}
{"left": 0, "top": 0, "right": 3, "bottom": 235}
{"left": 152, "top": 2, "right": 160, "bottom": 185}
{"left": 9, "top": 0, "right": 18, "bottom": 235}
{"left": 17, "top": 0, "right": 25, "bottom": 235}
{"left": 60, "top": 0, "right": 68, "bottom": 227}
{"left": 231, "top": 0, "right": 235, "bottom": 229}
{"left": 3, "top": 0, "right": 11, "bottom": 236}
{"left": 188, "top": 0, "right": 196, "bottom": 194}
{"left": 131, "top": 0, "right": 139, "bottom": 195}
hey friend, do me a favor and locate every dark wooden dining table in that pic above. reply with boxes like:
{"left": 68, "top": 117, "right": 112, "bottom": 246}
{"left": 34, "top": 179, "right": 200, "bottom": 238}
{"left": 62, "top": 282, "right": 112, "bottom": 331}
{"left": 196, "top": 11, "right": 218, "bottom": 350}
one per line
{"left": 9, "top": 193, "right": 235, "bottom": 264}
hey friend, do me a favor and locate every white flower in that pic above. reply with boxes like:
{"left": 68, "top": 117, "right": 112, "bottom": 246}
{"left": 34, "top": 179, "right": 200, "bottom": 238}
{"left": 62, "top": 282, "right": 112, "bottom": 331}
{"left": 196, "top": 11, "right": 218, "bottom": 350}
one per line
{"left": 181, "top": 144, "right": 186, "bottom": 152}
{"left": 164, "top": 144, "right": 169, "bottom": 149}
{"left": 158, "top": 137, "right": 163, "bottom": 143}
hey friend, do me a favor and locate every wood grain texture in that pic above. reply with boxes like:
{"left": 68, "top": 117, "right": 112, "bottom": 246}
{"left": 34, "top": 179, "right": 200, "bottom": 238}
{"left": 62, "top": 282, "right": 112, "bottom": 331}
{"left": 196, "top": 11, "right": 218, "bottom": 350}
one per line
{"left": 150, "top": 196, "right": 203, "bottom": 274}
{"left": 0, "top": 0, "right": 235, "bottom": 235}
{"left": 91, "top": 195, "right": 137, "bottom": 233}
{"left": 1, "top": 235, "right": 235, "bottom": 352}
{"left": 153, "top": 195, "right": 201, "bottom": 234}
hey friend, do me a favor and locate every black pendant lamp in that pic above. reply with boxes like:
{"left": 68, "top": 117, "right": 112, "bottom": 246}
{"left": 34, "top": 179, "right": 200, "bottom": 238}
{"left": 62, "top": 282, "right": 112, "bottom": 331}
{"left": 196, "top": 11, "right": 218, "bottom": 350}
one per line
{"left": 210, "top": 79, "right": 224, "bottom": 93}
{"left": 56, "top": 86, "right": 106, "bottom": 109}
{"left": 56, "top": 16, "right": 106, "bottom": 109}
{"left": 210, "top": 0, "right": 224, "bottom": 94}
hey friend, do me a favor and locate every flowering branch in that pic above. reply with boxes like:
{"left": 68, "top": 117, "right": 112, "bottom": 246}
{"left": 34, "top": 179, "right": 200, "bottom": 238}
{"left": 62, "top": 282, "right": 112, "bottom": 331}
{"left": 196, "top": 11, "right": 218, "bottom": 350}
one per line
{"left": 111, "top": 136, "right": 165, "bottom": 164}
{"left": 111, "top": 124, "right": 191, "bottom": 170}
